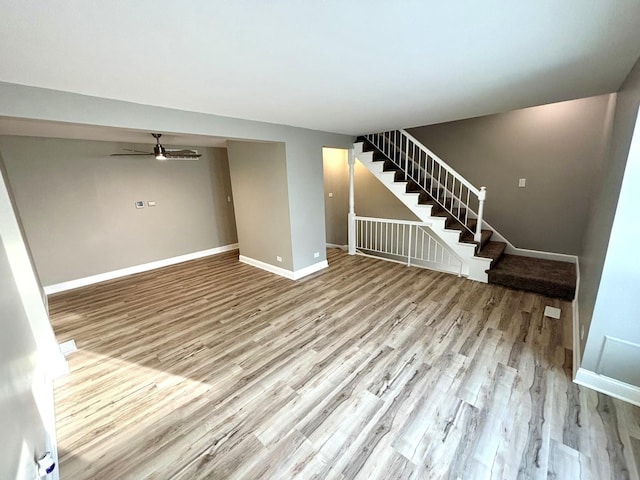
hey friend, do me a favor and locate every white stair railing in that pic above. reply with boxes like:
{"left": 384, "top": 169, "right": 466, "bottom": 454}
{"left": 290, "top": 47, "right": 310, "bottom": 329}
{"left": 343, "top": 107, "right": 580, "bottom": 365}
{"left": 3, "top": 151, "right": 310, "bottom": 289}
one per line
{"left": 355, "top": 216, "right": 463, "bottom": 276}
{"left": 364, "top": 130, "right": 487, "bottom": 243}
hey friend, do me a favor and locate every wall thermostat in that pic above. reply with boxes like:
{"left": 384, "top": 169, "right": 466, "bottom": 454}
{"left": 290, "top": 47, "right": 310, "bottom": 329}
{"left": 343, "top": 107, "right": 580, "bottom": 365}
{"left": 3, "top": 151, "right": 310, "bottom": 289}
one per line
{"left": 135, "top": 201, "right": 145, "bottom": 209}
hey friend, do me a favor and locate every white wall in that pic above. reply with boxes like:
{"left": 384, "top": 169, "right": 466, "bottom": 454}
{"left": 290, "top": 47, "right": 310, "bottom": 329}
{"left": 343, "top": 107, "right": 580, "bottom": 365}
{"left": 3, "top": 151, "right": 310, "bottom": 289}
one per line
{"left": 580, "top": 109, "right": 640, "bottom": 385}
{"left": 0, "top": 154, "right": 63, "bottom": 480}
{"left": 579, "top": 57, "right": 640, "bottom": 366}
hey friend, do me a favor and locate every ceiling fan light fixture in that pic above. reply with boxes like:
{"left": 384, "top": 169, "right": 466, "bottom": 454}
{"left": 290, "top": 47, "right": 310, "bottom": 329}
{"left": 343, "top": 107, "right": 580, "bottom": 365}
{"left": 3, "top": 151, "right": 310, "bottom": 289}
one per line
{"left": 154, "top": 144, "right": 167, "bottom": 160}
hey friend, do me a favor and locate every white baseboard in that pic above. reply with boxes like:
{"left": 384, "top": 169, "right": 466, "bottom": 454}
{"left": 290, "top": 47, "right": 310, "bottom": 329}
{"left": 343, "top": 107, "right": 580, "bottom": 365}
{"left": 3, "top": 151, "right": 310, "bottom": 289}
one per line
{"left": 505, "top": 245, "right": 579, "bottom": 264}
{"left": 239, "top": 255, "right": 328, "bottom": 280}
{"left": 292, "top": 259, "right": 329, "bottom": 279}
{"left": 574, "top": 368, "right": 640, "bottom": 407}
{"left": 572, "top": 259, "right": 581, "bottom": 379}
{"left": 326, "top": 243, "right": 348, "bottom": 250}
{"left": 473, "top": 217, "right": 579, "bottom": 264}
{"left": 44, "top": 244, "right": 239, "bottom": 295}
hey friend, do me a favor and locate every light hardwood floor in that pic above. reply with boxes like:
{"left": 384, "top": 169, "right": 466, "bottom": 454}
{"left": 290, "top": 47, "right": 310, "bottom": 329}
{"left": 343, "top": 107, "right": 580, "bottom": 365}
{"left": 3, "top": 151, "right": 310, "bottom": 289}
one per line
{"left": 49, "top": 248, "right": 640, "bottom": 479}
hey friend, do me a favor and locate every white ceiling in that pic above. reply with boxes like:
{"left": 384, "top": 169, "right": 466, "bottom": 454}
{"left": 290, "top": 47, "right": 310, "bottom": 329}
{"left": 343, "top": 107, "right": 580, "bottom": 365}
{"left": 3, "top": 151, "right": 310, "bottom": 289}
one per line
{"left": 1, "top": 1, "right": 639, "bottom": 135}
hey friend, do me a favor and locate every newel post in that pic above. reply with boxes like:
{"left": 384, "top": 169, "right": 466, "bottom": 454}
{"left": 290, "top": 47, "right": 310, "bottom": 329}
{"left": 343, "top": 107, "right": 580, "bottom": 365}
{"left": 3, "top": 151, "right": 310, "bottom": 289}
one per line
{"left": 474, "top": 186, "right": 487, "bottom": 243}
{"left": 348, "top": 149, "right": 356, "bottom": 255}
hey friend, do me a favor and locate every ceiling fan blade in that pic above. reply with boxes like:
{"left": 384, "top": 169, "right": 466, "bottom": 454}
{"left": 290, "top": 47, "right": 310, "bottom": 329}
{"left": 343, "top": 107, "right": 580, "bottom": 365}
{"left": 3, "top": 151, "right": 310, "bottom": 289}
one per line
{"left": 110, "top": 153, "right": 154, "bottom": 156}
{"left": 109, "top": 135, "right": 201, "bottom": 159}
{"left": 165, "top": 151, "right": 202, "bottom": 159}
{"left": 124, "top": 148, "right": 154, "bottom": 154}
{"left": 166, "top": 149, "right": 198, "bottom": 155}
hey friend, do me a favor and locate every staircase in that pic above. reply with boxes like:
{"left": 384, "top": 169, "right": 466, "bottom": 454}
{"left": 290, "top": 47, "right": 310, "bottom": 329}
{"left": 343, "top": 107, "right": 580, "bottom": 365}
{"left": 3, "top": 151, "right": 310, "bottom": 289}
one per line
{"left": 353, "top": 131, "right": 576, "bottom": 301}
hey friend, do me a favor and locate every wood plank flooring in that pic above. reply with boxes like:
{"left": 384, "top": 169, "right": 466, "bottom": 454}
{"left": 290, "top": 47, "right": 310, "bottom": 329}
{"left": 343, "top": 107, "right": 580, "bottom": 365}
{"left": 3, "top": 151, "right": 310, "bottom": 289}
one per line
{"left": 49, "top": 248, "right": 640, "bottom": 479}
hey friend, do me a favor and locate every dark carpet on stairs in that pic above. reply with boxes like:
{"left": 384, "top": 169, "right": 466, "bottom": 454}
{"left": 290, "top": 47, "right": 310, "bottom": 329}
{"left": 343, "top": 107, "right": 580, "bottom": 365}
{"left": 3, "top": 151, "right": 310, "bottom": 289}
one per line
{"left": 487, "top": 254, "right": 576, "bottom": 301}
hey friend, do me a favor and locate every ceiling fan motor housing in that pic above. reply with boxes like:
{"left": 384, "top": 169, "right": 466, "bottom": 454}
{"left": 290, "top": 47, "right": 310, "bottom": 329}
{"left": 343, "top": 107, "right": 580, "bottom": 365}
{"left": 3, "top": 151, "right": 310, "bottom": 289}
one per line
{"left": 153, "top": 144, "right": 166, "bottom": 157}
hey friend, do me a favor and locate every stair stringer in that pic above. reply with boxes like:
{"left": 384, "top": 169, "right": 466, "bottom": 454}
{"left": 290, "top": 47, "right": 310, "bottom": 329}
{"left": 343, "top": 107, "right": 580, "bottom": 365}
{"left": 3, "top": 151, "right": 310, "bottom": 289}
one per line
{"left": 354, "top": 142, "right": 491, "bottom": 282}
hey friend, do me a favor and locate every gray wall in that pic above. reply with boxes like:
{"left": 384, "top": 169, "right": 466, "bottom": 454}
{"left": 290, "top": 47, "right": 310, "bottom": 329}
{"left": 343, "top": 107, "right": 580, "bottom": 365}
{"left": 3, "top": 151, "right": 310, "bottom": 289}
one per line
{"left": 580, "top": 57, "right": 640, "bottom": 373}
{"left": 227, "top": 141, "right": 294, "bottom": 270}
{"left": 285, "top": 132, "right": 334, "bottom": 270}
{"left": 0, "top": 82, "right": 354, "bottom": 274}
{"left": 0, "top": 136, "right": 237, "bottom": 285}
{"left": 407, "top": 94, "right": 614, "bottom": 254}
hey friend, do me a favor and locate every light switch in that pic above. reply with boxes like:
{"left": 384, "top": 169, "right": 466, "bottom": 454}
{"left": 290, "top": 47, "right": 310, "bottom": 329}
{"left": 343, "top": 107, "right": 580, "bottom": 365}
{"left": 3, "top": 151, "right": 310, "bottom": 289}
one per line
{"left": 147, "top": 201, "right": 156, "bottom": 207}
{"left": 518, "top": 178, "right": 526, "bottom": 188}
{"left": 328, "top": 192, "right": 333, "bottom": 198}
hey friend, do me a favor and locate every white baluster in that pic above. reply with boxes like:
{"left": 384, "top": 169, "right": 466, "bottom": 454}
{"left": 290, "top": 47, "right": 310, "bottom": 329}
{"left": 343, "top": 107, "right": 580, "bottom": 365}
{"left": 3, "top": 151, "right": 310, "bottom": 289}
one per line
{"left": 474, "top": 186, "right": 487, "bottom": 243}
{"left": 407, "top": 224, "right": 412, "bottom": 267}
{"left": 348, "top": 150, "right": 356, "bottom": 255}
{"left": 405, "top": 136, "right": 409, "bottom": 179}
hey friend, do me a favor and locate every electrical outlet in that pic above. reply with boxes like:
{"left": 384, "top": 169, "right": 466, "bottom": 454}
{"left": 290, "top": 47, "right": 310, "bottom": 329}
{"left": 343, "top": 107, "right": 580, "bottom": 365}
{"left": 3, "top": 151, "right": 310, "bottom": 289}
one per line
{"left": 276, "top": 256, "right": 282, "bottom": 263}
{"left": 314, "top": 252, "right": 320, "bottom": 258}
{"left": 328, "top": 192, "right": 333, "bottom": 198}
{"left": 227, "top": 196, "right": 232, "bottom": 203}
{"left": 518, "top": 178, "right": 526, "bottom": 188}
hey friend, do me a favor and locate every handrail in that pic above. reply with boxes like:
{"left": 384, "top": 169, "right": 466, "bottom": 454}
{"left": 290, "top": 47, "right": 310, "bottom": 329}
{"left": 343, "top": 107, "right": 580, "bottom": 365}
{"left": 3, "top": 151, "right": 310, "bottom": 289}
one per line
{"left": 363, "top": 130, "right": 487, "bottom": 243}
{"left": 400, "top": 129, "right": 479, "bottom": 196}
{"left": 354, "top": 215, "right": 463, "bottom": 276}
{"left": 354, "top": 215, "right": 432, "bottom": 227}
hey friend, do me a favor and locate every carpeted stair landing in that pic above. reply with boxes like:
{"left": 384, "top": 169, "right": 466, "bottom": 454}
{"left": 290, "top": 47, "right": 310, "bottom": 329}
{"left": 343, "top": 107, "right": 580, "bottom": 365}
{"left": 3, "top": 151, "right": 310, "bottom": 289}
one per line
{"left": 487, "top": 254, "right": 576, "bottom": 301}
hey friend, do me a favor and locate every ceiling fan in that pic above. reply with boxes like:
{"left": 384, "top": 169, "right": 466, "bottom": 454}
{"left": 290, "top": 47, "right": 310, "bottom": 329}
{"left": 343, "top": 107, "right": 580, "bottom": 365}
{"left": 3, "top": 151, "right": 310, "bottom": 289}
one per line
{"left": 110, "top": 133, "right": 202, "bottom": 160}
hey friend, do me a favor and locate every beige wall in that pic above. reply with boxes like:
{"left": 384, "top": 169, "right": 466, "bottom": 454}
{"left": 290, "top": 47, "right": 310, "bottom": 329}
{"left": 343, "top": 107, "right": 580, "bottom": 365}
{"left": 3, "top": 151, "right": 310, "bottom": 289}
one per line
{"left": 322, "top": 152, "right": 420, "bottom": 245}
{"left": 0, "top": 136, "right": 238, "bottom": 285}
{"left": 322, "top": 148, "right": 349, "bottom": 245}
{"left": 227, "top": 141, "right": 294, "bottom": 270}
{"left": 408, "top": 94, "right": 614, "bottom": 254}
{"left": 355, "top": 161, "right": 420, "bottom": 222}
